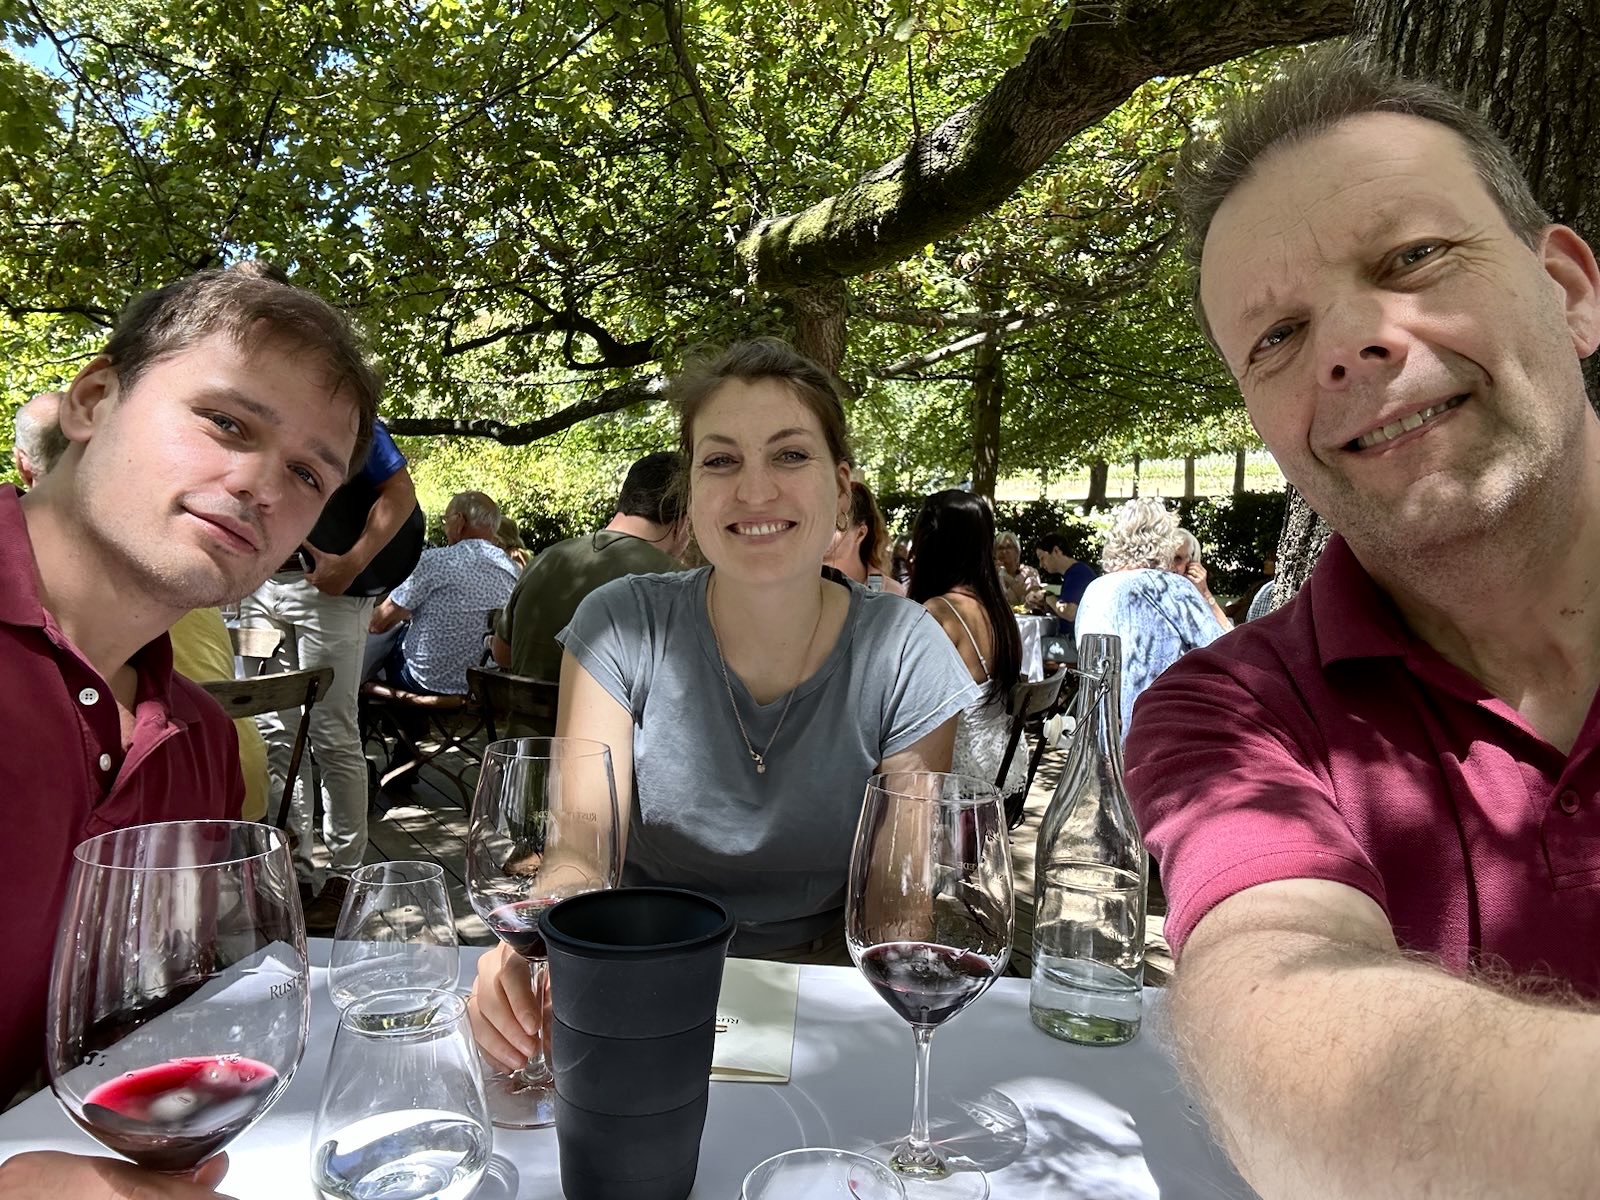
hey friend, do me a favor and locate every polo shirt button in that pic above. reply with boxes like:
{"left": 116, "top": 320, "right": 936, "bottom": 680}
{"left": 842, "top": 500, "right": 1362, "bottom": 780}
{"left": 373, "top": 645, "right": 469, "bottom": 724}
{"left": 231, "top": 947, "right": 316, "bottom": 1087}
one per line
{"left": 78, "top": 687, "right": 100, "bottom": 706}
{"left": 1559, "top": 790, "right": 1581, "bottom": 814}
{"left": 98, "top": 754, "right": 112, "bottom": 771}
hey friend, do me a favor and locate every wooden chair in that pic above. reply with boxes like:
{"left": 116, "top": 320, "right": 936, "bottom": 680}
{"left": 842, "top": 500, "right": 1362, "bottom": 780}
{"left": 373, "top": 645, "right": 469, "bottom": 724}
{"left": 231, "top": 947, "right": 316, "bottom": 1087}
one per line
{"left": 997, "top": 666, "right": 1070, "bottom": 830}
{"left": 358, "top": 680, "right": 486, "bottom": 804}
{"left": 198, "top": 667, "right": 335, "bottom": 831}
{"left": 467, "top": 667, "right": 559, "bottom": 742}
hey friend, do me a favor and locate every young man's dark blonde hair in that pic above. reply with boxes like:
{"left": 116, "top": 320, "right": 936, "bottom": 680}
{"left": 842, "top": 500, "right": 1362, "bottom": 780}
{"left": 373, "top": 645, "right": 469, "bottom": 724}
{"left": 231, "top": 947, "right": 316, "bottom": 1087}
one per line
{"left": 1176, "top": 43, "right": 1549, "bottom": 350}
{"left": 105, "top": 262, "right": 382, "bottom": 475}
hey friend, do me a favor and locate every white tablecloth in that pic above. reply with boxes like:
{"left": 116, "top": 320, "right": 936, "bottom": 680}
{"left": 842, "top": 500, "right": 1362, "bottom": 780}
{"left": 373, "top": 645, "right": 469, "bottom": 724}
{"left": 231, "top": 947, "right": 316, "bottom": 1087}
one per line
{"left": 0, "top": 945, "right": 1250, "bottom": 1198}
{"left": 1016, "top": 615, "right": 1053, "bottom": 682}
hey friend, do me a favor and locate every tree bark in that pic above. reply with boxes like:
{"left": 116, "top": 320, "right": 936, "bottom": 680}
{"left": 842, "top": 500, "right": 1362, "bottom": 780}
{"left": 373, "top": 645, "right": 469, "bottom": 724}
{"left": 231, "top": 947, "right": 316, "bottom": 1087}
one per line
{"left": 972, "top": 333, "right": 1004, "bottom": 501}
{"left": 1234, "top": 448, "right": 1247, "bottom": 495}
{"left": 1184, "top": 455, "right": 1197, "bottom": 499}
{"left": 737, "top": 0, "right": 1355, "bottom": 294}
{"left": 1268, "top": 0, "right": 1600, "bottom": 611}
{"left": 787, "top": 280, "right": 849, "bottom": 374}
{"left": 384, "top": 374, "right": 666, "bottom": 443}
{"left": 1086, "top": 461, "right": 1110, "bottom": 513}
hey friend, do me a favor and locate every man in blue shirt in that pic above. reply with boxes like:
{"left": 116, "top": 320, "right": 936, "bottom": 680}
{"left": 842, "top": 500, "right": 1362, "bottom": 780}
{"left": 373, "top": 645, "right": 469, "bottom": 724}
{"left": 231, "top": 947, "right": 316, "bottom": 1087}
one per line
{"left": 240, "top": 417, "right": 418, "bottom": 932}
{"left": 370, "top": 491, "right": 518, "bottom": 695}
{"left": 1031, "top": 530, "right": 1099, "bottom": 641}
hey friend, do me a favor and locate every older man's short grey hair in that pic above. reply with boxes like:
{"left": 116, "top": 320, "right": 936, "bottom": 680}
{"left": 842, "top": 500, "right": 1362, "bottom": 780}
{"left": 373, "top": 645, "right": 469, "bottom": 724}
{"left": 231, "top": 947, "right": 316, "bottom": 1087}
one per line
{"left": 446, "top": 490, "right": 501, "bottom": 534}
{"left": 1101, "top": 498, "right": 1180, "bottom": 573}
{"left": 13, "top": 392, "right": 69, "bottom": 479}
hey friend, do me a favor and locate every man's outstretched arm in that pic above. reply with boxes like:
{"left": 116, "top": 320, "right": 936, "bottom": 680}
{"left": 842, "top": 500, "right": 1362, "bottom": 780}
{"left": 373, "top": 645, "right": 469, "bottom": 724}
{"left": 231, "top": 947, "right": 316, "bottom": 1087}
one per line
{"left": 1172, "top": 879, "right": 1600, "bottom": 1200}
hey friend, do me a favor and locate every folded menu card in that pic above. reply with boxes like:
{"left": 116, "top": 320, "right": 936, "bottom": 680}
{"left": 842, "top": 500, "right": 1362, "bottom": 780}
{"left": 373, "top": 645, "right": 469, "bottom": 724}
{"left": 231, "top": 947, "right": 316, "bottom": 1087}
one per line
{"left": 711, "top": 958, "right": 801, "bottom": 1083}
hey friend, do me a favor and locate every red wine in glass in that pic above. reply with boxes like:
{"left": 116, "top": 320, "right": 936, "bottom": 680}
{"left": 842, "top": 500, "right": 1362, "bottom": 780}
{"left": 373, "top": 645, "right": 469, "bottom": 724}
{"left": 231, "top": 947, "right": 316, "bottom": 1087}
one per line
{"left": 48, "top": 820, "right": 308, "bottom": 1176}
{"left": 485, "top": 898, "right": 562, "bottom": 961}
{"left": 856, "top": 942, "right": 1000, "bottom": 1028}
{"left": 466, "top": 737, "right": 620, "bottom": 1131}
{"left": 78, "top": 1056, "right": 279, "bottom": 1172}
{"left": 846, "top": 773, "right": 1014, "bottom": 1200}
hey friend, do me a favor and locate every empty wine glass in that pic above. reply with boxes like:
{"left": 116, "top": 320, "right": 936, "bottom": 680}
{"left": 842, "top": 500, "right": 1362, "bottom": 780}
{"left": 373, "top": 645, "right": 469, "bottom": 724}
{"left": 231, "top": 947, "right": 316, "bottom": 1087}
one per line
{"left": 311, "top": 988, "right": 491, "bottom": 1200}
{"left": 847, "top": 773, "right": 1014, "bottom": 1200}
{"left": 743, "top": 1148, "right": 907, "bottom": 1199}
{"left": 466, "top": 737, "right": 620, "bottom": 1129}
{"left": 47, "top": 820, "right": 308, "bottom": 1174}
{"left": 329, "top": 861, "right": 459, "bottom": 1011}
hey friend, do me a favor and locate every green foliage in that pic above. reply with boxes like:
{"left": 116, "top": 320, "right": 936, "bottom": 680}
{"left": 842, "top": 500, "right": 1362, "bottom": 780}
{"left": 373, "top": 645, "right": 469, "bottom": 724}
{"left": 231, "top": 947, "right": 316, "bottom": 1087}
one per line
{"left": 0, "top": 1, "right": 1286, "bottom": 491}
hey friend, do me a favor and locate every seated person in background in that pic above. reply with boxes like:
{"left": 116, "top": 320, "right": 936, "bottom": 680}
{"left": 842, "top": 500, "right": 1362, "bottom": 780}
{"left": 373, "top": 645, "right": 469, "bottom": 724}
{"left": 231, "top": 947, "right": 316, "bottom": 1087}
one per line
{"left": 908, "top": 489, "right": 1027, "bottom": 801}
{"left": 492, "top": 451, "right": 688, "bottom": 681}
{"left": 993, "top": 528, "right": 1041, "bottom": 608}
{"left": 11, "top": 392, "right": 68, "bottom": 486}
{"left": 1074, "top": 498, "right": 1228, "bottom": 738}
{"left": 370, "top": 490, "right": 518, "bottom": 695}
{"left": 0, "top": 264, "right": 374, "bottom": 1197}
{"left": 1029, "top": 529, "right": 1099, "bottom": 640}
{"left": 169, "top": 608, "right": 271, "bottom": 821}
{"left": 1167, "top": 526, "right": 1233, "bottom": 630}
{"left": 824, "top": 479, "right": 906, "bottom": 595}
{"left": 1226, "top": 551, "right": 1277, "bottom": 623}
{"left": 468, "top": 338, "right": 976, "bottom": 1071}
{"left": 493, "top": 513, "right": 532, "bottom": 571}
{"left": 1125, "top": 47, "right": 1600, "bottom": 1199}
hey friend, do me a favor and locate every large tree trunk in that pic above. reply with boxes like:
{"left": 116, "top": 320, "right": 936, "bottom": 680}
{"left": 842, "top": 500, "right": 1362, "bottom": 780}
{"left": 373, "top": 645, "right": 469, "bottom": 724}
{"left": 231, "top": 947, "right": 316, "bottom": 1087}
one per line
{"left": 1085, "top": 461, "right": 1110, "bottom": 513}
{"left": 787, "top": 280, "right": 850, "bottom": 374}
{"left": 1267, "top": 0, "right": 1600, "bottom": 612}
{"left": 972, "top": 333, "right": 1004, "bottom": 501}
{"left": 737, "top": 0, "right": 1354, "bottom": 294}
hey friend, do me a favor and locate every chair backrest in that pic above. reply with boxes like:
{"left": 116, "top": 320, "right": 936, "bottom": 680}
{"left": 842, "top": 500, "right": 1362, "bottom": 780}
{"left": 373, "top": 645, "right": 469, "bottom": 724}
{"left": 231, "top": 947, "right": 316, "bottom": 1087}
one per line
{"left": 996, "top": 666, "right": 1069, "bottom": 825}
{"left": 199, "top": 667, "right": 336, "bottom": 719}
{"left": 467, "top": 667, "right": 559, "bottom": 741}
{"left": 229, "top": 625, "right": 284, "bottom": 661}
{"left": 198, "top": 667, "right": 336, "bottom": 831}
{"left": 1007, "top": 666, "right": 1068, "bottom": 723}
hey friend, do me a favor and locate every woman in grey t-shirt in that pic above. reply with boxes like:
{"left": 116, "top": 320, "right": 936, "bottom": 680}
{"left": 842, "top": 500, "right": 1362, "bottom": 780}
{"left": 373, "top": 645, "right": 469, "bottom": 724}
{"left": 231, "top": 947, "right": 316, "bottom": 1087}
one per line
{"left": 468, "top": 340, "right": 976, "bottom": 1071}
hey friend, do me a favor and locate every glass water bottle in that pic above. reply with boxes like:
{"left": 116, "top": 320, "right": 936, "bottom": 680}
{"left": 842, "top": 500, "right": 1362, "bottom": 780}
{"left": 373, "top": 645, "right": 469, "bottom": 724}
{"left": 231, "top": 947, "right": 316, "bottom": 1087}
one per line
{"left": 1028, "top": 633, "right": 1148, "bottom": 1045}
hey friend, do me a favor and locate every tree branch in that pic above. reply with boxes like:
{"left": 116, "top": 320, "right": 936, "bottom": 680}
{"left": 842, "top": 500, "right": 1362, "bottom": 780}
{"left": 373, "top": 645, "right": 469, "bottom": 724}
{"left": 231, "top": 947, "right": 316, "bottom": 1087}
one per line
{"left": 383, "top": 373, "right": 667, "bottom": 443}
{"left": 738, "top": 0, "right": 1354, "bottom": 290}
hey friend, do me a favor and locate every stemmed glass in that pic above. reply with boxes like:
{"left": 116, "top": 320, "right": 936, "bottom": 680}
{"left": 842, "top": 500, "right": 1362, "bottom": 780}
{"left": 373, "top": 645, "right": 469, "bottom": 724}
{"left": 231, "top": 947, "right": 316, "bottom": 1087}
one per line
{"left": 47, "top": 820, "right": 308, "bottom": 1174}
{"left": 329, "top": 860, "right": 459, "bottom": 1011}
{"left": 847, "top": 772, "right": 1014, "bottom": 1200}
{"left": 466, "top": 737, "right": 620, "bottom": 1129}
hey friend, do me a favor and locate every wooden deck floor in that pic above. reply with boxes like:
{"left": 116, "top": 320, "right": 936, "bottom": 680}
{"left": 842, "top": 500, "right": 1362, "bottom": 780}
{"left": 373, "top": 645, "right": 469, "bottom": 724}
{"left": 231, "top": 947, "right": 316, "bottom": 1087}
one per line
{"left": 314, "top": 732, "right": 1171, "bottom": 978}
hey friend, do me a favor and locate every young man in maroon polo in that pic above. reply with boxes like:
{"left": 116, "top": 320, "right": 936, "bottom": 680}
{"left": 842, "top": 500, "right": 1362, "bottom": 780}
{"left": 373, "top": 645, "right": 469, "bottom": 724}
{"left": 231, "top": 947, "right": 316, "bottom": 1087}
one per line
{"left": 1125, "top": 49, "right": 1600, "bottom": 1199}
{"left": 0, "top": 267, "right": 376, "bottom": 1199}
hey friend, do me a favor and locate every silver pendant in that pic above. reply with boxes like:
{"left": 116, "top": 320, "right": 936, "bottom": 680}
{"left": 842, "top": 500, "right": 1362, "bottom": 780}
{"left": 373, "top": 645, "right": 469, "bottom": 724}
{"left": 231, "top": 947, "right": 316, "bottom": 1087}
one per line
{"left": 753, "top": 754, "right": 766, "bottom": 774}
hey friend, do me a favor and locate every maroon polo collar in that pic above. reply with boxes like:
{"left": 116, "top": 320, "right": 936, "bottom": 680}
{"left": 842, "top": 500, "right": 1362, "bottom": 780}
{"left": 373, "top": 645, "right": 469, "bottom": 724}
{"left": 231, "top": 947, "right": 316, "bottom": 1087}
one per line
{"left": 0, "top": 485, "right": 195, "bottom": 723}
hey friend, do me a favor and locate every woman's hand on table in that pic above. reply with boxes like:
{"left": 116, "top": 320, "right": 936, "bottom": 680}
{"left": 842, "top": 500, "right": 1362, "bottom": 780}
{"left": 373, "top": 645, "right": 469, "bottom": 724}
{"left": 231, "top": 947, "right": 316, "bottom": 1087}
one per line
{"left": 0, "top": 1149, "right": 233, "bottom": 1197}
{"left": 467, "top": 942, "right": 542, "bottom": 1071}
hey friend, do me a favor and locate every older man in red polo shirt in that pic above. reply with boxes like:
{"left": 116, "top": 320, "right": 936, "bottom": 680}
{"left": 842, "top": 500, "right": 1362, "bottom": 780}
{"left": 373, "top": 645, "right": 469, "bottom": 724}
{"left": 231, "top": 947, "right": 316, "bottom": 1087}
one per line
{"left": 1125, "top": 48, "right": 1600, "bottom": 1200}
{"left": 0, "top": 267, "right": 376, "bottom": 1199}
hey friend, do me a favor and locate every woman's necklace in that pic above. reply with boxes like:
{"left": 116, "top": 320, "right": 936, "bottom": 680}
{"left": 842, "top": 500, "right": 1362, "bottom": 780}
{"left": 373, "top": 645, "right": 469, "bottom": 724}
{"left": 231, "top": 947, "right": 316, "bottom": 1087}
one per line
{"left": 706, "top": 574, "right": 826, "bottom": 775}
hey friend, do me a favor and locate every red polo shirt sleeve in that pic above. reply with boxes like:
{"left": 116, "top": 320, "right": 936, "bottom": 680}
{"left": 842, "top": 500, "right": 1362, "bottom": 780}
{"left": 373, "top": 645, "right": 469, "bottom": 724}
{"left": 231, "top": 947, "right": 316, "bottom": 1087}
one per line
{"left": 1125, "top": 641, "right": 1390, "bottom": 955}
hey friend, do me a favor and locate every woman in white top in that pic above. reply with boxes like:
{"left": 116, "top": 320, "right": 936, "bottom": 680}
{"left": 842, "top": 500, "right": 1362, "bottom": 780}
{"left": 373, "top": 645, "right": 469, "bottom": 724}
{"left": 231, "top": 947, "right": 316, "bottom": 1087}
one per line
{"left": 909, "top": 489, "right": 1028, "bottom": 800}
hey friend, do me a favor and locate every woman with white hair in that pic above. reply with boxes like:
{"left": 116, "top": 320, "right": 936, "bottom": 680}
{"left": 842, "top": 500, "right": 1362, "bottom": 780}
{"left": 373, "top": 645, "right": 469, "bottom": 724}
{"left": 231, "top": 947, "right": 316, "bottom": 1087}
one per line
{"left": 1168, "top": 526, "right": 1233, "bottom": 631}
{"left": 1075, "top": 498, "right": 1231, "bottom": 738}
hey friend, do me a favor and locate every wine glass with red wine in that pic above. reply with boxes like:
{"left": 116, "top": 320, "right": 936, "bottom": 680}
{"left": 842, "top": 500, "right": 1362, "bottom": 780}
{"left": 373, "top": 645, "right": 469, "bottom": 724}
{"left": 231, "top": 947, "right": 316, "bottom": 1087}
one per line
{"left": 47, "top": 820, "right": 308, "bottom": 1176}
{"left": 465, "top": 737, "right": 620, "bottom": 1129}
{"left": 847, "top": 772, "right": 1014, "bottom": 1200}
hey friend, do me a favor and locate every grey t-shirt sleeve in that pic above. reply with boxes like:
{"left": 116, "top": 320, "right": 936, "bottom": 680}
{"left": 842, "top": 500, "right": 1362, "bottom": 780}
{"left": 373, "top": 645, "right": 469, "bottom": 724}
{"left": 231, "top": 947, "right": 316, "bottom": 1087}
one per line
{"left": 556, "top": 576, "right": 649, "bottom": 716}
{"left": 877, "top": 606, "right": 982, "bottom": 759}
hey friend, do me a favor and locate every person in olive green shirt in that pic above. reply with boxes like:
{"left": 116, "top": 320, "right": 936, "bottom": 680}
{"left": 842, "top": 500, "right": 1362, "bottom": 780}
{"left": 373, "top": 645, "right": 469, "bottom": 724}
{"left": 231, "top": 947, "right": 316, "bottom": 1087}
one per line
{"left": 492, "top": 452, "right": 688, "bottom": 681}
